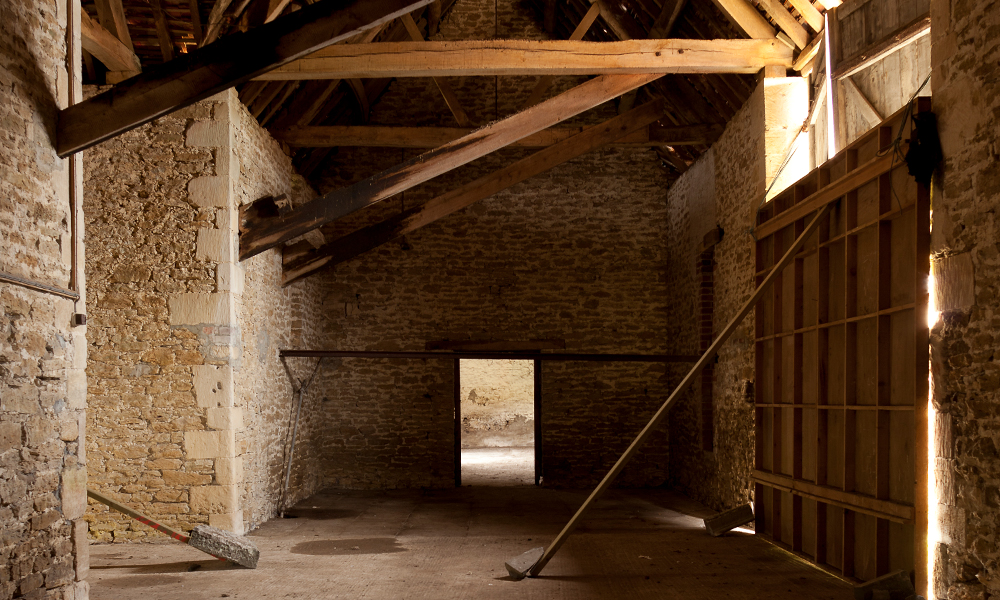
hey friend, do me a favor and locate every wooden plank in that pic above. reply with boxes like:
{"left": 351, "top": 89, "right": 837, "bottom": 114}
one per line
{"left": 257, "top": 38, "right": 794, "bottom": 80}
{"left": 243, "top": 73, "right": 663, "bottom": 260}
{"left": 94, "top": 0, "right": 134, "bottom": 52}
{"left": 844, "top": 77, "right": 883, "bottom": 125}
{"left": 833, "top": 15, "right": 930, "bottom": 80}
{"left": 526, "top": 203, "right": 833, "bottom": 578}
{"left": 649, "top": 0, "right": 687, "bottom": 38}
{"left": 756, "top": 0, "right": 810, "bottom": 48}
{"left": 754, "top": 152, "right": 894, "bottom": 239}
{"left": 793, "top": 31, "right": 824, "bottom": 71}
{"left": 273, "top": 123, "right": 721, "bottom": 148}
{"left": 544, "top": 0, "right": 558, "bottom": 33}
{"left": 401, "top": 13, "right": 471, "bottom": 126}
{"left": 346, "top": 78, "right": 369, "bottom": 120}
{"left": 753, "top": 470, "right": 914, "bottom": 522}
{"left": 80, "top": 9, "right": 141, "bottom": 75}
{"left": 786, "top": 0, "right": 824, "bottom": 32}
{"left": 149, "top": 0, "right": 175, "bottom": 61}
{"left": 707, "top": 0, "right": 777, "bottom": 39}
{"left": 704, "top": 504, "right": 755, "bottom": 536}
{"left": 522, "top": 3, "right": 600, "bottom": 109}
{"left": 265, "top": 0, "right": 293, "bottom": 23}
{"left": 280, "top": 99, "right": 666, "bottom": 282}
{"left": 56, "top": 0, "right": 433, "bottom": 157}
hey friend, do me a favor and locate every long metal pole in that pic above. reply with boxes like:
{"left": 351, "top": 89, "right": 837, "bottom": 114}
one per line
{"left": 528, "top": 204, "right": 831, "bottom": 577}
{"left": 280, "top": 358, "right": 323, "bottom": 516}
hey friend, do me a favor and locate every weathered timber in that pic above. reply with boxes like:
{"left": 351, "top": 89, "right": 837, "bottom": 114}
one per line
{"left": 80, "top": 10, "right": 141, "bottom": 76}
{"left": 522, "top": 3, "right": 601, "bottom": 109}
{"left": 755, "top": 0, "right": 808, "bottom": 48}
{"left": 792, "top": 31, "right": 823, "bottom": 71}
{"left": 242, "top": 73, "right": 664, "bottom": 261}
{"left": 203, "top": 0, "right": 235, "bottom": 44}
{"left": 401, "top": 13, "right": 470, "bottom": 126}
{"left": 833, "top": 16, "right": 930, "bottom": 80}
{"left": 256, "top": 38, "right": 793, "bottom": 80}
{"left": 703, "top": 504, "right": 755, "bottom": 536}
{"left": 56, "top": 0, "right": 433, "bottom": 157}
{"left": 150, "top": 0, "right": 175, "bottom": 61}
{"left": 94, "top": 0, "right": 134, "bottom": 51}
{"left": 278, "top": 99, "right": 665, "bottom": 282}
{"left": 273, "top": 123, "right": 721, "bottom": 148}
{"left": 852, "top": 571, "right": 914, "bottom": 600}
{"left": 708, "top": 0, "right": 776, "bottom": 39}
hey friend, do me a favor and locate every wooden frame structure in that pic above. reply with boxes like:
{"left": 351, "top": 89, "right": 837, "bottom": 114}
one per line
{"left": 751, "top": 99, "right": 930, "bottom": 591}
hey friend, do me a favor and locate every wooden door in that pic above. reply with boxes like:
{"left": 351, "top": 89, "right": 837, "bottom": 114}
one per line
{"left": 751, "top": 99, "right": 930, "bottom": 589}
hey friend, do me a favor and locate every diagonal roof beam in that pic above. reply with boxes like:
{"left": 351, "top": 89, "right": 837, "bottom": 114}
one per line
{"left": 239, "top": 73, "right": 665, "bottom": 260}
{"left": 281, "top": 99, "right": 666, "bottom": 285}
{"left": 401, "top": 13, "right": 471, "bottom": 126}
{"left": 522, "top": 3, "right": 601, "bottom": 110}
{"left": 80, "top": 10, "right": 141, "bottom": 77}
{"left": 708, "top": 0, "right": 777, "bottom": 40}
{"left": 257, "top": 39, "right": 793, "bottom": 80}
{"left": 56, "top": 0, "right": 433, "bottom": 157}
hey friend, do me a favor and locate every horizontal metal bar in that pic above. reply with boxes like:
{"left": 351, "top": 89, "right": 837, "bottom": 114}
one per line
{"left": 0, "top": 270, "right": 80, "bottom": 301}
{"left": 279, "top": 350, "right": 699, "bottom": 362}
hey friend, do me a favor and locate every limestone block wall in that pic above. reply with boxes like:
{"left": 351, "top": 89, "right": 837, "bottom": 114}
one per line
{"left": 665, "top": 81, "right": 767, "bottom": 511}
{"left": 84, "top": 89, "right": 328, "bottom": 538}
{"left": 0, "top": 1, "right": 90, "bottom": 599}
{"left": 928, "top": 0, "right": 1000, "bottom": 596}
{"left": 460, "top": 359, "right": 534, "bottom": 448}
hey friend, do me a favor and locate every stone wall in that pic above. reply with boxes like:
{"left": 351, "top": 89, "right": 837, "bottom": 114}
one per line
{"left": 0, "top": 1, "right": 90, "bottom": 599}
{"left": 929, "top": 0, "right": 1000, "bottom": 596}
{"left": 84, "top": 89, "right": 328, "bottom": 539}
{"left": 460, "top": 359, "right": 534, "bottom": 448}
{"left": 665, "top": 82, "right": 766, "bottom": 511}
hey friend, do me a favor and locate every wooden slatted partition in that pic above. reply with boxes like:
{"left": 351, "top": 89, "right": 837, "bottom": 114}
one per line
{"left": 752, "top": 99, "right": 930, "bottom": 590}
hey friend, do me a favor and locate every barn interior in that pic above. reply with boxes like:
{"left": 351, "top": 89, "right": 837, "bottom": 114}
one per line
{"left": 1, "top": 0, "right": 996, "bottom": 598}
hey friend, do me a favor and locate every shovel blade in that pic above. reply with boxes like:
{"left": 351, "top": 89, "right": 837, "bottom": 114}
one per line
{"left": 504, "top": 546, "right": 545, "bottom": 580}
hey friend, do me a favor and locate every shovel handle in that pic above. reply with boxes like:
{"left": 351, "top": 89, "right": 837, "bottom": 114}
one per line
{"left": 87, "top": 488, "right": 190, "bottom": 543}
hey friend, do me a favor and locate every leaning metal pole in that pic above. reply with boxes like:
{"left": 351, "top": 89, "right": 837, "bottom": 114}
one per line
{"left": 280, "top": 358, "right": 324, "bottom": 517}
{"left": 508, "top": 204, "right": 832, "bottom": 579}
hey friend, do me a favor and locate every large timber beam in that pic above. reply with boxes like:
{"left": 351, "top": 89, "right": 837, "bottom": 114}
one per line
{"left": 56, "top": 0, "right": 433, "bottom": 157}
{"left": 240, "top": 73, "right": 664, "bottom": 260}
{"left": 281, "top": 100, "right": 666, "bottom": 284}
{"left": 80, "top": 9, "right": 141, "bottom": 76}
{"left": 255, "top": 39, "right": 793, "bottom": 80}
{"left": 273, "top": 123, "right": 721, "bottom": 148}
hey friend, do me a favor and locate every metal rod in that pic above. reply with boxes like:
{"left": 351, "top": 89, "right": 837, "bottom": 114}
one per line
{"left": 279, "top": 350, "right": 698, "bottom": 362}
{"left": 280, "top": 358, "right": 323, "bottom": 516}
{"left": 0, "top": 270, "right": 80, "bottom": 300}
{"left": 534, "top": 358, "right": 542, "bottom": 486}
{"left": 528, "top": 204, "right": 832, "bottom": 577}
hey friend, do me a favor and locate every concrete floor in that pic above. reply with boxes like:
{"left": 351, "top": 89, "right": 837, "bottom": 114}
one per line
{"left": 88, "top": 484, "right": 854, "bottom": 600}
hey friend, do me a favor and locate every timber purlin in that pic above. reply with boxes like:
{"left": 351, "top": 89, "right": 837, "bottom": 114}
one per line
{"left": 752, "top": 99, "right": 930, "bottom": 590}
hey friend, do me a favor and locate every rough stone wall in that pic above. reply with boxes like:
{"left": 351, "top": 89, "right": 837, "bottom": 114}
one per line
{"left": 0, "top": 1, "right": 91, "bottom": 598}
{"left": 84, "top": 90, "right": 328, "bottom": 538}
{"left": 928, "top": 0, "right": 1000, "bottom": 596}
{"left": 460, "top": 359, "right": 534, "bottom": 448}
{"left": 666, "top": 83, "right": 766, "bottom": 511}
{"left": 230, "top": 97, "right": 327, "bottom": 530}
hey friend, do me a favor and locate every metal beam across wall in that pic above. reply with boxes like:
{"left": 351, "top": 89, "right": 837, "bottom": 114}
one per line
{"left": 279, "top": 350, "right": 699, "bottom": 362}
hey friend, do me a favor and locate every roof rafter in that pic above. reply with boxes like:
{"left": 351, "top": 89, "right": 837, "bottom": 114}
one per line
{"left": 281, "top": 99, "right": 667, "bottom": 284}
{"left": 57, "top": 0, "right": 434, "bottom": 157}
{"left": 239, "top": 72, "right": 666, "bottom": 260}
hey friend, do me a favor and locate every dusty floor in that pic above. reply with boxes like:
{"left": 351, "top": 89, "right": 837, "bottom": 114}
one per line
{"left": 462, "top": 447, "right": 534, "bottom": 485}
{"left": 88, "top": 484, "right": 853, "bottom": 600}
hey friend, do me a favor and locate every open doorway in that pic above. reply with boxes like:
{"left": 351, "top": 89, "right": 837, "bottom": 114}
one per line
{"left": 459, "top": 359, "right": 534, "bottom": 486}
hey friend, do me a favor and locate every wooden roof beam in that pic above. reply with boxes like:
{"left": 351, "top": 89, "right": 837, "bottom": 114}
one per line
{"left": 150, "top": 0, "right": 176, "bottom": 61}
{"left": 94, "top": 0, "right": 134, "bottom": 52}
{"left": 401, "top": 13, "right": 471, "bottom": 126}
{"left": 755, "top": 0, "right": 809, "bottom": 48}
{"left": 56, "top": 0, "right": 433, "bottom": 157}
{"left": 708, "top": 0, "right": 777, "bottom": 40}
{"left": 273, "top": 123, "right": 722, "bottom": 148}
{"left": 281, "top": 99, "right": 666, "bottom": 284}
{"left": 80, "top": 10, "right": 142, "bottom": 77}
{"left": 522, "top": 3, "right": 600, "bottom": 109}
{"left": 240, "top": 72, "right": 665, "bottom": 260}
{"left": 257, "top": 39, "right": 793, "bottom": 80}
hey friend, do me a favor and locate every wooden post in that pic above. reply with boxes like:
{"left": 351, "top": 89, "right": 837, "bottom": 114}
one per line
{"left": 526, "top": 203, "right": 832, "bottom": 577}
{"left": 534, "top": 359, "right": 542, "bottom": 487}
{"left": 454, "top": 358, "right": 461, "bottom": 487}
